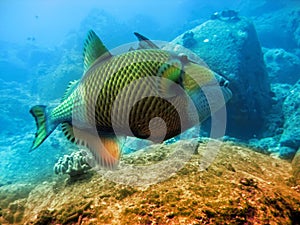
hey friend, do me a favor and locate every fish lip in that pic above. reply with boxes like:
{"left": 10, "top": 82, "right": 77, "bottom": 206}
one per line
{"left": 200, "top": 80, "right": 232, "bottom": 101}
{"left": 203, "top": 78, "right": 228, "bottom": 88}
{"left": 212, "top": 72, "right": 231, "bottom": 88}
{"left": 222, "top": 86, "right": 233, "bottom": 100}
{"left": 217, "top": 76, "right": 230, "bottom": 88}
{"left": 223, "top": 80, "right": 229, "bottom": 87}
{"left": 212, "top": 74, "right": 233, "bottom": 100}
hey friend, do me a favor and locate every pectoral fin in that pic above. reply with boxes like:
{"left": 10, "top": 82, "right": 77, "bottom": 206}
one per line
{"left": 157, "top": 58, "right": 183, "bottom": 98}
{"left": 62, "top": 123, "right": 121, "bottom": 169}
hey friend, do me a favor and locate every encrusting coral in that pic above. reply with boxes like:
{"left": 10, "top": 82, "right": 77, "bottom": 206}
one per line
{"left": 53, "top": 150, "right": 93, "bottom": 178}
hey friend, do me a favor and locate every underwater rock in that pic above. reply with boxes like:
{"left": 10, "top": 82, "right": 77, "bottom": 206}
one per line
{"left": 79, "top": 9, "right": 132, "bottom": 49}
{"left": 122, "top": 137, "right": 153, "bottom": 154}
{"left": 210, "top": 10, "right": 240, "bottom": 22}
{"left": 283, "top": 7, "right": 300, "bottom": 50}
{"left": 0, "top": 40, "right": 61, "bottom": 82}
{"left": 265, "top": 83, "right": 291, "bottom": 131}
{"left": 248, "top": 137, "right": 280, "bottom": 155}
{"left": 241, "top": 0, "right": 286, "bottom": 16}
{"left": 182, "top": 31, "right": 197, "bottom": 48}
{"left": 19, "top": 141, "right": 300, "bottom": 225}
{"left": 264, "top": 48, "right": 300, "bottom": 84}
{"left": 33, "top": 51, "right": 82, "bottom": 101}
{"left": 259, "top": 81, "right": 300, "bottom": 159}
{"left": 256, "top": 82, "right": 300, "bottom": 159}
{"left": 0, "top": 183, "right": 33, "bottom": 210}
{"left": 0, "top": 183, "right": 34, "bottom": 224}
{"left": 280, "top": 80, "right": 300, "bottom": 157}
{"left": 53, "top": 149, "right": 93, "bottom": 178}
{"left": 2, "top": 198, "right": 27, "bottom": 224}
{"left": 169, "top": 17, "right": 271, "bottom": 139}
{"left": 254, "top": 6, "right": 300, "bottom": 50}
{"left": 292, "top": 148, "right": 300, "bottom": 184}
{"left": 279, "top": 146, "right": 297, "bottom": 160}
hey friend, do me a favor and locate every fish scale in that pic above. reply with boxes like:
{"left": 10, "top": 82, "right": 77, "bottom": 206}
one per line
{"left": 81, "top": 50, "right": 168, "bottom": 127}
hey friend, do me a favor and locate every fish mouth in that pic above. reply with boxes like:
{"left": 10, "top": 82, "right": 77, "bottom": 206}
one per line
{"left": 202, "top": 73, "right": 232, "bottom": 102}
{"left": 218, "top": 76, "right": 229, "bottom": 88}
{"left": 213, "top": 73, "right": 232, "bottom": 102}
{"left": 221, "top": 86, "right": 232, "bottom": 102}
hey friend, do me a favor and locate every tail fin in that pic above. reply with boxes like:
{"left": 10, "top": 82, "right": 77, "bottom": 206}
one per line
{"left": 29, "top": 105, "right": 57, "bottom": 151}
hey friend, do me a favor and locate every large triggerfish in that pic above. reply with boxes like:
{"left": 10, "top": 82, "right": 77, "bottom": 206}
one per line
{"left": 29, "top": 30, "right": 232, "bottom": 169}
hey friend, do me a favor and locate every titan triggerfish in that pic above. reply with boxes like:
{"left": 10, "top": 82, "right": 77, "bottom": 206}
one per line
{"left": 29, "top": 30, "right": 232, "bottom": 169}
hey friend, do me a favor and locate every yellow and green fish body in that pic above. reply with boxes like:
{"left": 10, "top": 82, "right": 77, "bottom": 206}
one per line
{"left": 30, "top": 30, "right": 232, "bottom": 168}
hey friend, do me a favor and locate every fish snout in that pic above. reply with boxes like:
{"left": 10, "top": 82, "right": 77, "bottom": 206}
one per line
{"left": 215, "top": 74, "right": 229, "bottom": 87}
{"left": 214, "top": 73, "right": 232, "bottom": 102}
{"left": 222, "top": 85, "right": 233, "bottom": 102}
{"left": 218, "top": 77, "right": 229, "bottom": 88}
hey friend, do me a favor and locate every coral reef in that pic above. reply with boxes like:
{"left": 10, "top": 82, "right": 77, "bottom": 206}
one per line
{"left": 286, "top": 8, "right": 300, "bottom": 49}
{"left": 0, "top": 141, "right": 297, "bottom": 225}
{"left": 0, "top": 183, "right": 34, "bottom": 224}
{"left": 248, "top": 83, "right": 290, "bottom": 157}
{"left": 182, "top": 31, "right": 197, "bottom": 48}
{"left": 264, "top": 48, "right": 300, "bottom": 84}
{"left": 248, "top": 137, "right": 280, "bottom": 155}
{"left": 53, "top": 149, "right": 93, "bottom": 178}
{"left": 254, "top": 6, "right": 300, "bottom": 50}
{"left": 280, "top": 80, "right": 300, "bottom": 158}
{"left": 292, "top": 148, "right": 300, "bottom": 185}
{"left": 248, "top": 81, "right": 300, "bottom": 159}
{"left": 34, "top": 51, "right": 82, "bottom": 101}
{"left": 168, "top": 17, "right": 271, "bottom": 139}
{"left": 210, "top": 10, "right": 240, "bottom": 22}
{"left": 262, "top": 83, "right": 291, "bottom": 138}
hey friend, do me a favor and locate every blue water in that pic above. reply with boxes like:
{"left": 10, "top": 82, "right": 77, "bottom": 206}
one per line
{"left": 0, "top": 0, "right": 299, "bottom": 186}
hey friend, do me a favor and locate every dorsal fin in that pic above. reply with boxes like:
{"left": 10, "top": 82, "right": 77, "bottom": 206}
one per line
{"left": 83, "top": 30, "right": 112, "bottom": 73}
{"left": 133, "top": 32, "right": 159, "bottom": 49}
{"left": 61, "top": 80, "right": 79, "bottom": 102}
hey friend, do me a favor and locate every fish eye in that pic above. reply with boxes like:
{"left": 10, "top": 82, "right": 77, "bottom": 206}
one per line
{"left": 219, "top": 78, "right": 225, "bottom": 86}
{"left": 224, "top": 80, "right": 229, "bottom": 87}
{"left": 219, "top": 77, "right": 229, "bottom": 87}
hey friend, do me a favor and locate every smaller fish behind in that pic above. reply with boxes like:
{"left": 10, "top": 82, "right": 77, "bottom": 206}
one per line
{"left": 29, "top": 30, "right": 232, "bottom": 169}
